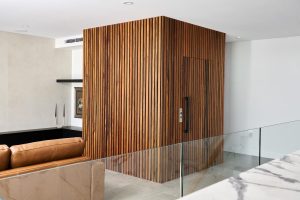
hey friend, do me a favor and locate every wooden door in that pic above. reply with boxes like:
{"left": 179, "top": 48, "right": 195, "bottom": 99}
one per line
{"left": 181, "top": 57, "right": 209, "bottom": 173}
{"left": 181, "top": 57, "right": 224, "bottom": 175}
{"left": 182, "top": 57, "right": 209, "bottom": 141}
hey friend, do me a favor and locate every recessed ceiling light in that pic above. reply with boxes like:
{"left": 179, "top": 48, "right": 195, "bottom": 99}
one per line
{"left": 15, "top": 29, "right": 28, "bottom": 33}
{"left": 15, "top": 25, "right": 30, "bottom": 33}
{"left": 123, "top": 1, "right": 134, "bottom": 5}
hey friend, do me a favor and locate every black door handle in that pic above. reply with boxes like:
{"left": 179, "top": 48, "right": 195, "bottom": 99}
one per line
{"left": 184, "top": 97, "right": 189, "bottom": 133}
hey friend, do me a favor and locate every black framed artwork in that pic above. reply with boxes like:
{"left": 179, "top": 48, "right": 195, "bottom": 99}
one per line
{"left": 75, "top": 87, "right": 83, "bottom": 118}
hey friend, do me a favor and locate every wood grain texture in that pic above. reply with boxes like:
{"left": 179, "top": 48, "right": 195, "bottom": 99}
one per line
{"left": 83, "top": 16, "right": 225, "bottom": 182}
{"left": 160, "top": 17, "right": 225, "bottom": 145}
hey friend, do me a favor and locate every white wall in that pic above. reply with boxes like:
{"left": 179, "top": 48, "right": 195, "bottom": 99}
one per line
{"left": 0, "top": 31, "right": 72, "bottom": 132}
{"left": 70, "top": 48, "right": 83, "bottom": 127}
{"left": 224, "top": 36, "right": 300, "bottom": 158}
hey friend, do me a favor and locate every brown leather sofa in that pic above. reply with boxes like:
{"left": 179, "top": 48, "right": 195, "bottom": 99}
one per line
{"left": 0, "top": 138, "right": 104, "bottom": 200}
{"left": 0, "top": 145, "right": 10, "bottom": 171}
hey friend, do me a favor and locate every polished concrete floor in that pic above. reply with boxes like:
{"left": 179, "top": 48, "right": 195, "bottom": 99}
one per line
{"left": 104, "top": 152, "right": 272, "bottom": 200}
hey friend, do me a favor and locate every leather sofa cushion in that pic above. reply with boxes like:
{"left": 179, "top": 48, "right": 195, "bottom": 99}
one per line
{"left": 10, "top": 137, "right": 85, "bottom": 168}
{"left": 0, "top": 145, "right": 11, "bottom": 171}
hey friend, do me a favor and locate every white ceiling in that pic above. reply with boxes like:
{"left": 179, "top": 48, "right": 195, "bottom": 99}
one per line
{"left": 0, "top": 0, "right": 300, "bottom": 41}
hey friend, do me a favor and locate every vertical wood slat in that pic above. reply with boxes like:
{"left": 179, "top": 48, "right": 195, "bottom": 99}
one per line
{"left": 83, "top": 16, "right": 225, "bottom": 183}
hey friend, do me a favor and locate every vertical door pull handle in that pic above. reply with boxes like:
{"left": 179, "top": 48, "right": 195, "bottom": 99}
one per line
{"left": 184, "top": 97, "right": 189, "bottom": 133}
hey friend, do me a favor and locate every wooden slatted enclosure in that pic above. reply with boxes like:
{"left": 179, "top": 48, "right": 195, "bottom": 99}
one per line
{"left": 83, "top": 16, "right": 225, "bottom": 183}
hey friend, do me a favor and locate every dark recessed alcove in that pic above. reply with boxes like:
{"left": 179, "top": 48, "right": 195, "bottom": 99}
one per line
{"left": 0, "top": 126, "right": 82, "bottom": 147}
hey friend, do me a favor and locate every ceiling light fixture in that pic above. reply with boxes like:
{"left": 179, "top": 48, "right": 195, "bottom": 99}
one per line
{"left": 15, "top": 25, "right": 30, "bottom": 33}
{"left": 123, "top": 1, "right": 134, "bottom": 5}
{"left": 236, "top": 36, "right": 241, "bottom": 39}
{"left": 15, "top": 29, "right": 28, "bottom": 33}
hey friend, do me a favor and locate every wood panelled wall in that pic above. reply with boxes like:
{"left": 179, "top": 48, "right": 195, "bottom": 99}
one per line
{"left": 83, "top": 17, "right": 163, "bottom": 159}
{"left": 83, "top": 16, "right": 225, "bottom": 182}
{"left": 161, "top": 17, "right": 225, "bottom": 146}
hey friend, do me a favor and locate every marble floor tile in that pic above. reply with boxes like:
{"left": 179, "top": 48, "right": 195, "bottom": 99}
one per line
{"left": 104, "top": 152, "right": 267, "bottom": 200}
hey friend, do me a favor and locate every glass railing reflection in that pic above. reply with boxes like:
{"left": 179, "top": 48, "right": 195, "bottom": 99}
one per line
{"left": 101, "top": 120, "right": 300, "bottom": 199}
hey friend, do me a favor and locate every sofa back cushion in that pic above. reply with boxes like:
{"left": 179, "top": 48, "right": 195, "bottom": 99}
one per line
{"left": 10, "top": 137, "right": 85, "bottom": 168}
{"left": 0, "top": 145, "right": 11, "bottom": 171}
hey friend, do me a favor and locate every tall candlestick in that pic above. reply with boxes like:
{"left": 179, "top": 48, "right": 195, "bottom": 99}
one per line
{"left": 55, "top": 104, "right": 58, "bottom": 127}
{"left": 63, "top": 104, "right": 65, "bottom": 127}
